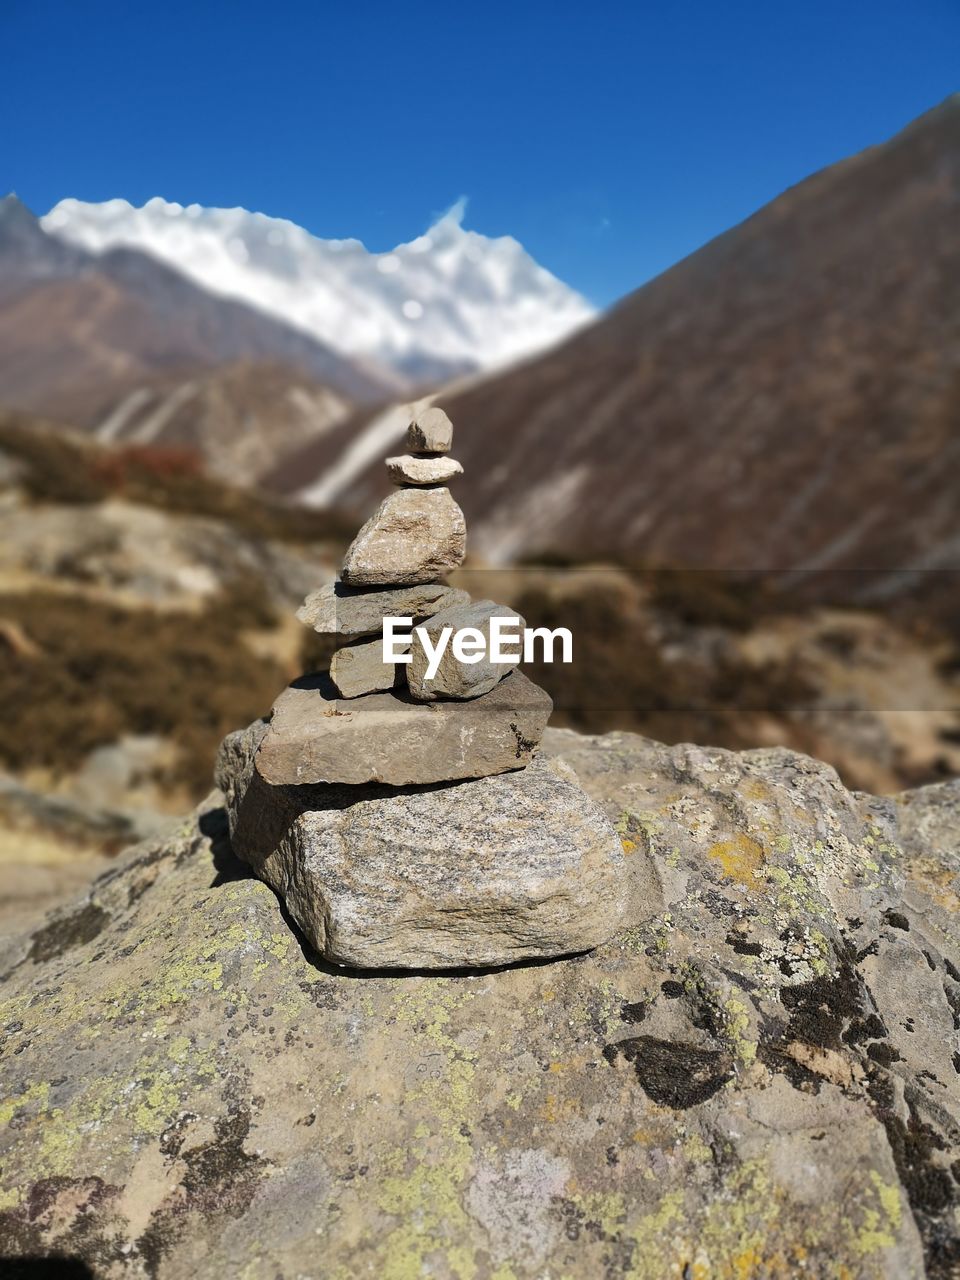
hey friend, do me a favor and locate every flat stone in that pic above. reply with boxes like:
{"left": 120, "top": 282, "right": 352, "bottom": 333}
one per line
{"left": 329, "top": 637, "right": 400, "bottom": 698}
{"left": 340, "top": 487, "right": 466, "bottom": 586}
{"left": 219, "top": 732, "right": 629, "bottom": 969}
{"left": 407, "top": 599, "right": 526, "bottom": 701}
{"left": 256, "top": 669, "right": 552, "bottom": 786}
{"left": 296, "top": 581, "right": 469, "bottom": 639}
{"left": 385, "top": 454, "right": 463, "bottom": 487}
{"left": 405, "top": 405, "right": 452, "bottom": 453}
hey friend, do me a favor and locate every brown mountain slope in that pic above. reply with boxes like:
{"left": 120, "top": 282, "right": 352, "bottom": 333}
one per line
{"left": 267, "top": 97, "right": 960, "bottom": 602}
{"left": 0, "top": 195, "right": 400, "bottom": 424}
{"left": 89, "top": 359, "right": 351, "bottom": 487}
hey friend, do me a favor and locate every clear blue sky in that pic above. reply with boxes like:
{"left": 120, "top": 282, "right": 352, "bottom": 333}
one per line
{"left": 2, "top": 0, "right": 957, "bottom": 306}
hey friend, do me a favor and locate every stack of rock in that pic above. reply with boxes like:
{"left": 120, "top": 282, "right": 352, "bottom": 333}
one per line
{"left": 282, "top": 405, "right": 549, "bottom": 773}
{"left": 217, "top": 405, "right": 628, "bottom": 970}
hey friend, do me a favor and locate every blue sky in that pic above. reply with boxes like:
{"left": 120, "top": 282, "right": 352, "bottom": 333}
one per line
{"left": 3, "top": 0, "right": 957, "bottom": 306}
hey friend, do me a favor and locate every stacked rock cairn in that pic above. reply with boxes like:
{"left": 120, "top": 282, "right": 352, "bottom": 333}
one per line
{"left": 216, "top": 405, "right": 630, "bottom": 970}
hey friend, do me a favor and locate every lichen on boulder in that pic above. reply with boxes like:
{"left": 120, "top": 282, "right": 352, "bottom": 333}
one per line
{"left": 1, "top": 727, "right": 958, "bottom": 1277}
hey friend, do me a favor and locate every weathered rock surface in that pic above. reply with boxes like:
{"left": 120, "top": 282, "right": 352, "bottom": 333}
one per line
{"left": 340, "top": 486, "right": 467, "bottom": 586}
{"left": 296, "top": 579, "right": 469, "bottom": 638}
{"left": 405, "top": 404, "right": 453, "bottom": 452}
{"left": 0, "top": 496, "right": 331, "bottom": 611}
{"left": 407, "top": 599, "right": 526, "bottom": 701}
{"left": 328, "top": 636, "right": 400, "bottom": 698}
{"left": 254, "top": 670, "right": 552, "bottom": 786}
{"left": 217, "top": 725, "right": 628, "bottom": 967}
{"left": 386, "top": 453, "right": 463, "bottom": 486}
{"left": 2, "top": 728, "right": 958, "bottom": 1277}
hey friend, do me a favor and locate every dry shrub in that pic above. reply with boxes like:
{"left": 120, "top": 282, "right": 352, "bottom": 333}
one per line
{"left": 0, "top": 415, "right": 356, "bottom": 546}
{"left": 0, "top": 578, "right": 286, "bottom": 796}
{"left": 514, "top": 582, "right": 814, "bottom": 751}
{"left": 643, "top": 567, "right": 784, "bottom": 632}
{"left": 91, "top": 444, "right": 205, "bottom": 487}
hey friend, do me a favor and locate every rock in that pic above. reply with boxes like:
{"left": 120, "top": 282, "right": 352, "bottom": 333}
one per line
{"left": 3, "top": 728, "right": 956, "bottom": 1276}
{"left": 407, "top": 599, "right": 526, "bottom": 700}
{"left": 218, "top": 728, "right": 629, "bottom": 968}
{"left": 0, "top": 496, "right": 331, "bottom": 611}
{"left": 66, "top": 735, "right": 179, "bottom": 820}
{"left": 0, "top": 770, "right": 139, "bottom": 851}
{"left": 385, "top": 453, "right": 463, "bottom": 486}
{"left": 296, "top": 580, "right": 469, "bottom": 639}
{"left": 340, "top": 487, "right": 466, "bottom": 587}
{"left": 254, "top": 669, "right": 552, "bottom": 786}
{"left": 405, "top": 404, "right": 453, "bottom": 453}
{"left": 0, "top": 772, "right": 128, "bottom": 933}
{"left": 328, "top": 636, "right": 400, "bottom": 698}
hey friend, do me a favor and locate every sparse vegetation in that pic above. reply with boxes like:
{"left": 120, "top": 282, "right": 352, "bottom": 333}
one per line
{"left": 642, "top": 567, "right": 786, "bottom": 632}
{"left": 0, "top": 414, "right": 356, "bottom": 546}
{"left": 0, "top": 579, "right": 286, "bottom": 794}
{"left": 514, "top": 580, "right": 817, "bottom": 753}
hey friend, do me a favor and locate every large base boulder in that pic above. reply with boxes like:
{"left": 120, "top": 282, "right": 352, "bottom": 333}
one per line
{"left": 216, "top": 721, "right": 629, "bottom": 969}
{"left": 3, "top": 728, "right": 957, "bottom": 1277}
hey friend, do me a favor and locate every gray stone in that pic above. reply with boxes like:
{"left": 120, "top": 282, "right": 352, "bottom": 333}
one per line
{"left": 405, "top": 404, "right": 452, "bottom": 453}
{"left": 407, "top": 599, "right": 526, "bottom": 701}
{"left": 385, "top": 453, "right": 463, "bottom": 486}
{"left": 296, "top": 580, "right": 469, "bottom": 638}
{"left": 255, "top": 669, "right": 552, "bottom": 786}
{"left": 3, "top": 726, "right": 955, "bottom": 1276}
{"left": 219, "top": 734, "right": 629, "bottom": 969}
{"left": 328, "top": 637, "right": 400, "bottom": 698}
{"left": 340, "top": 487, "right": 466, "bottom": 587}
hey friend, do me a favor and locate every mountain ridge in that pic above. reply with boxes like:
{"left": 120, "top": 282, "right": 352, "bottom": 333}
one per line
{"left": 41, "top": 196, "right": 596, "bottom": 381}
{"left": 0, "top": 197, "right": 399, "bottom": 469}
{"left": 0, "top": 194, "right": 397, "bottom": 400}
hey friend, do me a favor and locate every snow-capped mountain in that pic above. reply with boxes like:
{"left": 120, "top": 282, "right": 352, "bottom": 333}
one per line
{"left": 41, "top": 197, "right": 596, "bottom": 381}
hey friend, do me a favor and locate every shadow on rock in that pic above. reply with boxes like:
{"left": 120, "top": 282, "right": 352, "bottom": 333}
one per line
{"left": 200, "top": 806, "right": 253, "bottom": 887}
{"left": 1, "top": 1259, "right": 95, "bottom": 1279}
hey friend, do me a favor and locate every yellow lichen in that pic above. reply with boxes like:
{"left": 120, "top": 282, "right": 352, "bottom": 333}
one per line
{"left": 0, "top": 1079, "right": 50, "bottom": 1128}
{"left": 625, "top": 1189, "right": 685, "bottom": 1279}
{"left": 724, "top": 997, "right": 758, "bottom": 1066}
{"left": 851, "top": 1172, "right": 903, "bottom": 1257}
{"left": 372, "top": 980, "right": 484, "bottom": 1277}
{"left": 573, "top": 1189, "right": 626, "bottom": 1238}
{"left": 708, "top": 834, "right": 765, "bottom": 888}
{"left": 0, "top": 1186, "right": 21, "bottom": 1210}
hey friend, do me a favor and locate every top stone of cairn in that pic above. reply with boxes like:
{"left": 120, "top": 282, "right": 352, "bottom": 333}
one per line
{"left": 339, "top": 403, "right": 465, "bottom": 587}
{"left": 405, "top": 405, "right": 453, "bottom": 453}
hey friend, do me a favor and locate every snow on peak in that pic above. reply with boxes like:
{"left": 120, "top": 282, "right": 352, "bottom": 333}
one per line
{"left": 41, "top": 196, "right": 595, "bottom": 379}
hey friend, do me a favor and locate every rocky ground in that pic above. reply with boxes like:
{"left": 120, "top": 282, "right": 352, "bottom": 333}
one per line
{"left": 1, "top": 726, "right": 958, "bottom": 1277}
